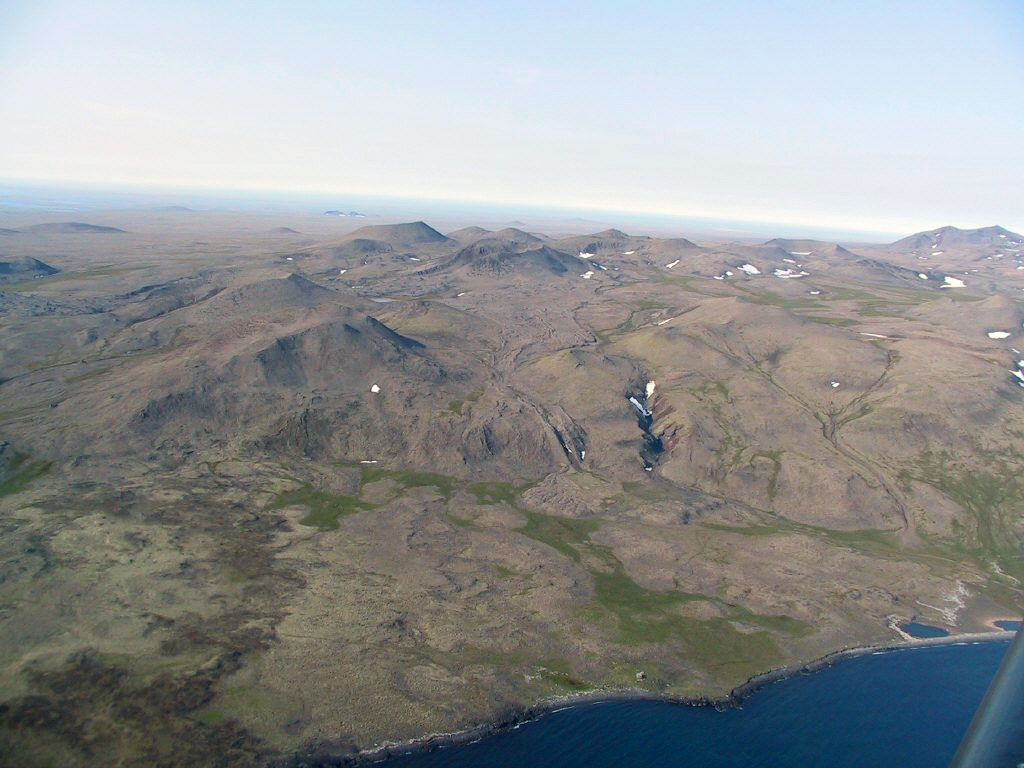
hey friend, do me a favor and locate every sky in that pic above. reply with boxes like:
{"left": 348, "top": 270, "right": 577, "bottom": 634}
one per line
{"left": 1, "top": 0, "right": 1022, "bottom": 237}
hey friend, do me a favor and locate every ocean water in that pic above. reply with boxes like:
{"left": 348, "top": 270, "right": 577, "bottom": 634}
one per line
{"left": 384, "top": 641, "right": 1009, "bottom": 768}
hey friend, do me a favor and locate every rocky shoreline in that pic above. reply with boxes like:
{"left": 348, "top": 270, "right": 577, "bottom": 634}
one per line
{"left": 279, "top": 629, "right": 1014, "bottom": 767}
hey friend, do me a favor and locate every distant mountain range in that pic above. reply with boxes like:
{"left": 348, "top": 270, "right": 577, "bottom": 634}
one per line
{"left": 30, "top": 222, "right": 126, "bottom": 234}
{"left": 889, "top": 225, "right": 1023, "bottom": 250}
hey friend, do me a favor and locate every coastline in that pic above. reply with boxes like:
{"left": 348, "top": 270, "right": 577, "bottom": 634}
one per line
{"left": 296, "top": 630, "right": 1014, "bottom": 767}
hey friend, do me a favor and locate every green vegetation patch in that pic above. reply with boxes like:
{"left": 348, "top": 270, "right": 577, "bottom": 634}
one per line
{"left": 733, "top": 287, "right": 821, "bottom": 311}
{"left": 704, "top": 516, "right": 902, "bottom": 560}
{"left": 268, "top": 484, "right": 373, "bottom": 531}
{"left": 361, "top": 467, "right": 458, "bottom": 500}
{"left": 64, "top": 365, "right": 113, "bottom": 384}
{"left": 507, "top": 505, "right": 795, "bottom": 679}
{"left": 801, "top": 315, "right": 856, "bottom": 327}
{"left": 823, "top": 527, "right": 901, "bottom": 551}
{"left": 835, "top": 402, "right": 873, "bottom": 429}
{"left": 588, "top": 563, "right": 702, "bottom": 643}
{"left": 0, "top": 449, "right": 52, "bottom": 498}
{"left": 448, "top": 399, "right": 464, "bottom": 415}
{"left": 697, "top": 379, "right": 731, "bottom": 401}
{"left": 585, "top": 561, "right": 782, "bottom": 678}
{"left": 518, "top": 511, "right": 601, "bottom": 563}
{"left": 700, "top": 522, "right": 786, "bottom": 537}
{"left": 680, "top": 617, "right": 781, "bottom": 678}
{"left": 538, "top": 657, "right": 590, "bottom": 691}
{"left": 446, "top": 513, "right": 477, "bottom": 529}
{"left": 624, "top": 299, "right": 669, "bottom": 311}
{"left": 911, "top": 450, "right": 1024, "bottom": 581}
{"left": 467, "top": 480, "right": 532, "bottom": 506}
{"left": 752, "top": 450, "right": 784, "bottom": 501}
{"left": 458, "top": 644, "right": 523, "bottom": 668}
{"left": 729, "top": 604, "right": 812, "bottom": 637}
{"left": 617, "top": 479, "right": 683, "bottom": 504}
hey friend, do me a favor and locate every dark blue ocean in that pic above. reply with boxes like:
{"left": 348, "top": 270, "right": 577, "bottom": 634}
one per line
{"left": 384, "top": 641, "right": 1009, "bottom": 768}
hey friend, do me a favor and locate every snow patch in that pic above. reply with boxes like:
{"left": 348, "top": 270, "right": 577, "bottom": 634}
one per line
{"left": 830, "top": 381, "right": 841, "bottom": 388}
{"left": 646, "top": 381, "right": 656, "bottom": 397}
{"left": 738, "top": 263, "right": 761, "bottom": 275}
{"left": 808, "top": 290, "right": 821, "bottom": 295}
{"left": 933, "top": 251, "right": 944, "bottom": 255}
{"left": 580, "top": 271, "right": 594, "bottom": 279}
{"left": 370, "top": 384, "right": 380, "bottom": 393}
{"left": 860, "top": 332, "right": 889, "bottom": 339}
{"left": 623, "top": 250, "right": 635, "bottom": 255}
{"left": 773, "top": 268, "right": 809, "bottom": 279}
{"left": 657, "top": 318, "right": 672, "bottom": 326}
{"left": 942, "top": 276, "right": 966, "bottom": 288}
{"left": 409, "top": 256, "right": 421, "bottom": 261}
{"left": 988, "top": 331, "right": 1011, "bottom": 339}
{"left": 789, "top": 251, "right": 812, "bottom": 256}
{"left": 339, "top": 269, "right": 347, "bottom": 275}
{"left": 578, "top": 251, "right": 593, "bottom": 259}
{"left": 359, "top": 460, "right": 378, "bottom": 464}
{"left": 918, "top": 273, "right": 928, "bottom": 280}
{"left": 666, "top": 259, "right": 679, "bottom": 269}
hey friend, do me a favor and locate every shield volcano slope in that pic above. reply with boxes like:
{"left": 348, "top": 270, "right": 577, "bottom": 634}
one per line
{"left": 436, "top": 242, "right": 584, "bottom": 277}
{"left": 289, "top": 221, "right": 458, "bottom": 274}
{"left": 340, "top": 221, "right": 452, "bottom": 246}
{"left": 17, "top": 273, "right": 575, "bottom": 480}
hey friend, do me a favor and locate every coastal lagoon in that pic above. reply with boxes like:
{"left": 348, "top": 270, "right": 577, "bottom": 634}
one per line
{"left": 900, "top": 621, "right": 950, "bottom": 639}
{"left": 384, "top": 640, "right": 1009, "bottom": 768}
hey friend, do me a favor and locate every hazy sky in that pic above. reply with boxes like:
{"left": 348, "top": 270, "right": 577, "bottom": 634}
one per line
{"left": 1, "top": 1, "right": 1022, "bottom": 235}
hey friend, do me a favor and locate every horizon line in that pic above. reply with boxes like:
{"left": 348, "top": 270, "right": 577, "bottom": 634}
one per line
{"left": 1, "top": 175, "right": 1017, "bottom": 245}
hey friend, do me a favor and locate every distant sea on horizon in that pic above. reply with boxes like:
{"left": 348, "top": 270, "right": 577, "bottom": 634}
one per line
{"left": 0, "top": 179, "right": 903, "bottom": 244}
{"left": 379, "top": 640, "right": 1009, "bottom": 768}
